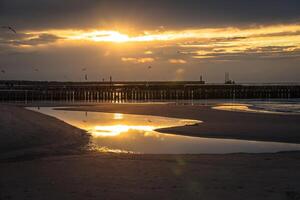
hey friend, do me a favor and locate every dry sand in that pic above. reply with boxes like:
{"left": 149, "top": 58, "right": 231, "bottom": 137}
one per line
{"left": 0, "top": 103, "right": 300, "bottom": 200}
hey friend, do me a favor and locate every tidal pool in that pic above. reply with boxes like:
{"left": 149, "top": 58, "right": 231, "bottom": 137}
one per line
{"left": 212, "top": 101, "right": 300, "bottom": 115}
{"left": 28, "top": 107, "right": 300, "bottom": 154}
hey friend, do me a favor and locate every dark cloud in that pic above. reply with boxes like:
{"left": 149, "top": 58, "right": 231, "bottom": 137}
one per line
{"left": 12, "top": 34, "right": 62, "bottom": 46}
{"left": 192, "top": 46, "right": 300, "bottom": 61}
{"left": 0, "top": 0, "right": 300, "bottom": 82}
{"left": 0, "top": 0, "right": 300, "bottom": 30}
{"left": 0, "top": 32, "right": 62, "bottom": 47}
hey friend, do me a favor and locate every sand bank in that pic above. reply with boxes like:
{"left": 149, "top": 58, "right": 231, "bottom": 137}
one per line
{"left": 0, "top": 105, "right": 89, "bottom": 160}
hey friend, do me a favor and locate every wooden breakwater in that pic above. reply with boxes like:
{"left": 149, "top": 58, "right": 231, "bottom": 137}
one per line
{"left": 0, "top": 81, "right": 300, "bottom": 102}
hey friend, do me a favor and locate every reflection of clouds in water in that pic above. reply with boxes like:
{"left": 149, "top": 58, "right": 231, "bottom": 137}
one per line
{"left": 91, "top": 129, "right": 170, "bottom": 152}
{"left": 253, "top": 103, "right": 300, "bottom": 114}
{"left": 91, "top": 125, "right": 154, "bottom": 137}
{"left": 213, "top": 102, "right": 300, "bottom": 115}
{"left": 213, "top": 104, "right": 253, "bottom": 112}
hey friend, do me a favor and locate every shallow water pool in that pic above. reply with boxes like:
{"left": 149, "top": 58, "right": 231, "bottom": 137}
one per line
{"left": 28, "top": 107, "right": 300, "bottom": 154}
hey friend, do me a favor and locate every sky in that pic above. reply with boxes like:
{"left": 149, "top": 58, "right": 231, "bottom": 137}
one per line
{"left": 0, "top": 0, "right": 300, "bottom": 82}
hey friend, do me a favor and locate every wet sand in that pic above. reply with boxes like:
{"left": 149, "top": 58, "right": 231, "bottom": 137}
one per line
{"left": 0, "top": 105, "right": 89, "bottom": 159}
{"left": 1, "top": 152, "right": 300, "bottom": 200}
{"left": 0, "top": 103, "right": 300, "bottom": 200}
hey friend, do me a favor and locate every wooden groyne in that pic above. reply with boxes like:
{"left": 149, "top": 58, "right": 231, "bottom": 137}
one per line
{"left": 0, "top": 81, "right": 299, "bottom": 102}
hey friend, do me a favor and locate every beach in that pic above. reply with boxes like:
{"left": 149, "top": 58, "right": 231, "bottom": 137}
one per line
{"left": 0, "top": 103, "right": 300, "bottom": 199}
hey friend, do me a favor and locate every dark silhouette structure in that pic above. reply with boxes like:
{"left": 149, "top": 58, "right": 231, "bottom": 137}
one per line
{"left": 0, "top": 80, "right": 299, "bottom": 102}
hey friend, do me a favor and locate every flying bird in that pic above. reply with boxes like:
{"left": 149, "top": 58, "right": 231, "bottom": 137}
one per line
{"left": 1, "top": 26, "right": 16, "bottom": 34}
{"left": 1, "top": 69, "right": 5, "bottom": 74}
{"left": 148, "top": 66, "right": 152, "bottom": 69}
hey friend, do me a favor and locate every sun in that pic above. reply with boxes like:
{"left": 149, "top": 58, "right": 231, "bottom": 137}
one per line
{"left": 64, "top": 30, "right": 131, "bottom": 43}
{"left": 92, "top": 31, "right": 130, "bottom": 42}
{"left": 72, "top": 30, "right": 130, "bottom": 43}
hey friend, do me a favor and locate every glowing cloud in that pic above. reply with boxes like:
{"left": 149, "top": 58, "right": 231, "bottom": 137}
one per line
{"left": 144, "top": 50, "right": 153, "bottom": 55}
{"left": 6, "top": 23, "right": 300, "bottom": 62}
{"left": 121, "top": 57, "right": 155, "bottom": 63}
{"left": 169, "top": 59, "right": 187, "bottom": 64}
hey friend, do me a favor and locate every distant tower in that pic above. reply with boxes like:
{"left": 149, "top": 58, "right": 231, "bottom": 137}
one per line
{"left": 224, "top": 72, "right": 229, "bottom": 83}
{"left": 225, "top": 72, "right": 229, "bottom": 84}
{"left": 225, "top": 72, "right": 235, "bottom": 84}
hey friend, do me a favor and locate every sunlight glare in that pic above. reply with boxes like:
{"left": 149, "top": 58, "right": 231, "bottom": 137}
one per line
{"left": 91, "top": 125, "right": 155, "bottom": 137}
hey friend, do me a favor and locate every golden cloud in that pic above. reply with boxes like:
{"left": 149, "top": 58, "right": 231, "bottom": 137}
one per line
{"left": 121, "top": 57, "right": 154, "bottom": 63}
{"left": 169, "top": 59, "right": 187, "bottom": 64}
{"left": 6, "top": 23, "right": 300, "bottom": 61}
{"left": 144, "top": 50, "right": 153, "bottom": 55}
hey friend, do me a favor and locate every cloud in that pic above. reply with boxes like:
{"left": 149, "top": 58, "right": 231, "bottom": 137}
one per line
{"left": 1, "top": 23, "right": 300, "bottom": 62}
{"left": 176, "top": 68, "right": 185, "bottom": 74}
{"left": 169, "top": 59, "right": 187, "bottom": 64}
{"left": 0, "top": 32, "right": 62, "bottom": 47}
{"left": 0, "top": 0, "right": 300, "bottom": 82}
{"left": 121, "top": 57, "right": 154, "bottom": 63}
{"left": 144, "top": 50, "right": 153, "bottom": 55}
{"left": 1, "top": 0, "right": 300, "bottom": 30}
{"left": 174, "top": 68, "right": 186, "bottom": 81}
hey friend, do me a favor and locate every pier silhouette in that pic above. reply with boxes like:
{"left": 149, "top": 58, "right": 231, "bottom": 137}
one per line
{"left": 0, "top": 80, "right": 299, "bottom": 102}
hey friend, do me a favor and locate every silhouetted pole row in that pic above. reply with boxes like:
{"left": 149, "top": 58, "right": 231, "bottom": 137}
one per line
{"left": 0, "top": 81, "right": 299, "bottom": 102}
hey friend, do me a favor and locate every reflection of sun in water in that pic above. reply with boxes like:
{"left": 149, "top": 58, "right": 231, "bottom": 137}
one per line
{"left": 91, "top": 125, "right": 155, "bottom": 137}
{"left": 214, "top": 104, "right": 251, "bottom": 111}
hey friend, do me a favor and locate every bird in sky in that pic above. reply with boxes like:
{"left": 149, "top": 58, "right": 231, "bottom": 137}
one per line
{"left": 148, "top": 66, "right": 152, "bottom": 69}
{"left": 1, "top": 26, "right": 16, "bottom": 34}
{"left": 1, "top": 69, "right": 5, "bottom": 73}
